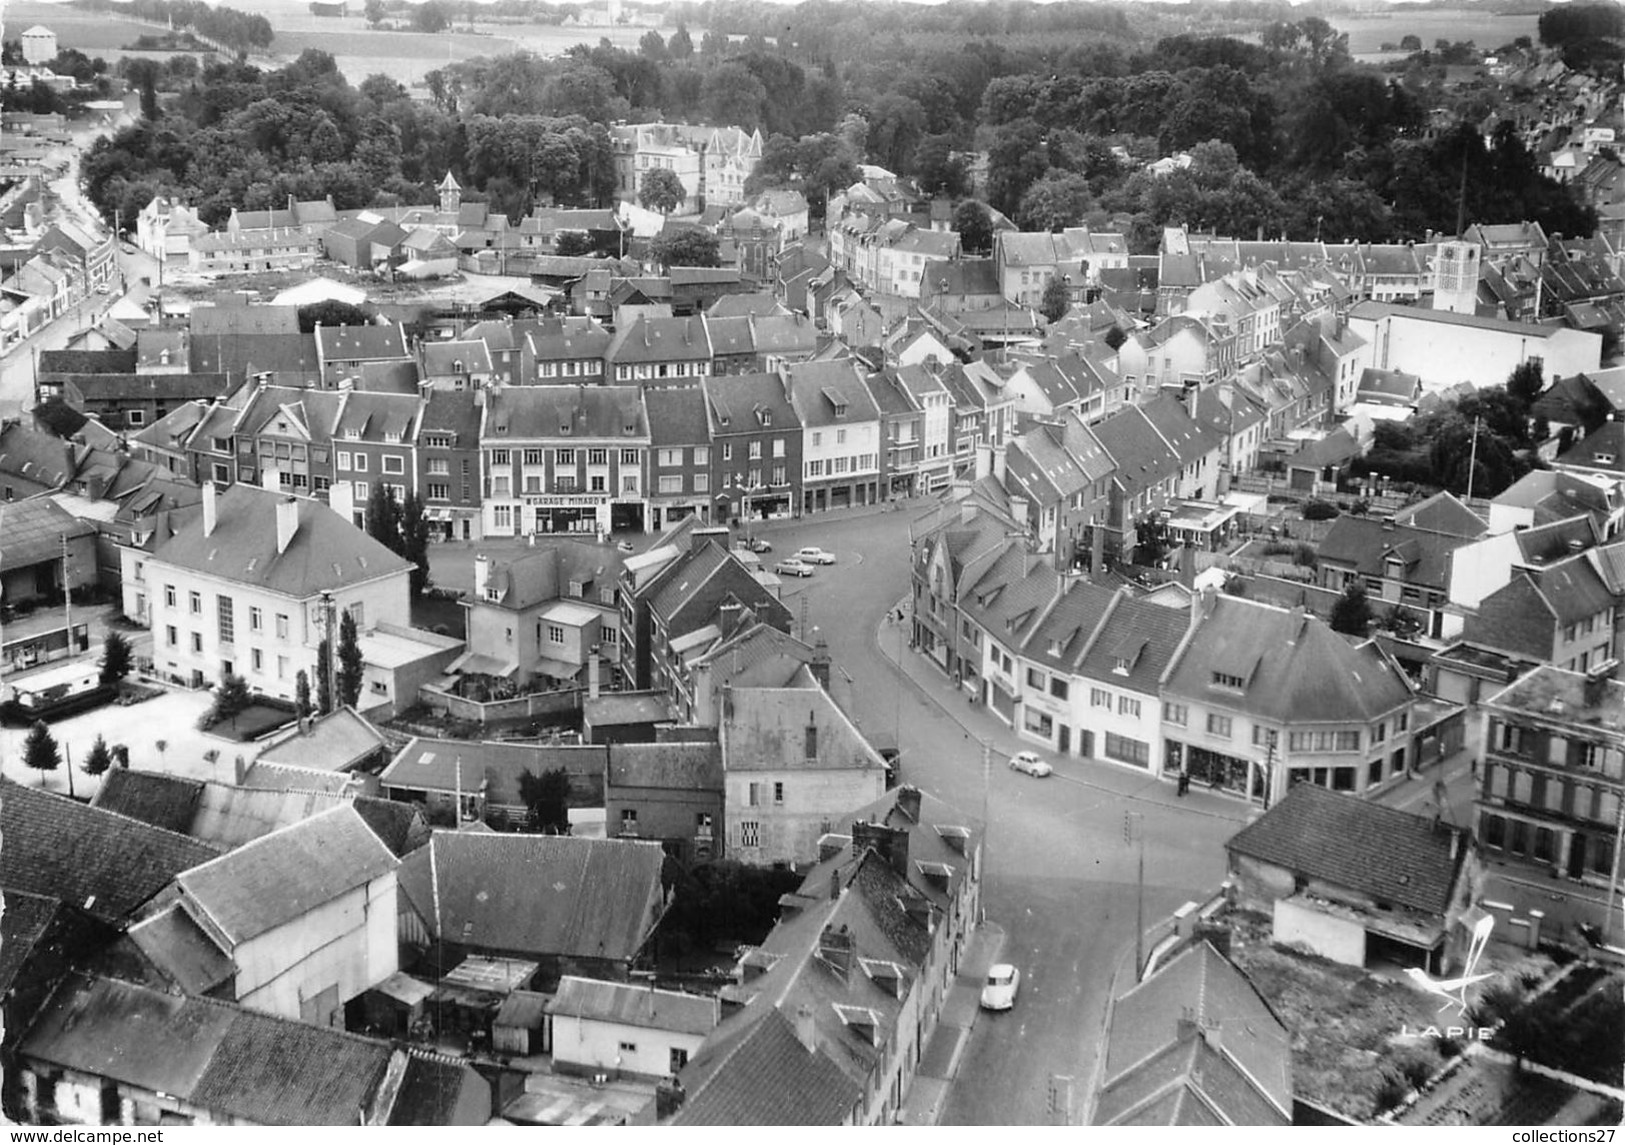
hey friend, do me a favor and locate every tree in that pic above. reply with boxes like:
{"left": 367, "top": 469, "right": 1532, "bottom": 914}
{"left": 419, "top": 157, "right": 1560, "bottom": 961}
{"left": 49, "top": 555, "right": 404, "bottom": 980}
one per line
{"left": 1399, "top": 34, "right": 1423, "bottom": 52}
{"left": 414, "top": 1, "right": 450, "bottom": 34}
{"left": 638, "top": 29, "right": 667, "bottom": 61}
{"left": 297, "top": 300, "right": 371, "bottom": 333}
{"left": 639, "top": 166, "right": 686, "bottom": 215}
{"left": 34, "top": 399, "right": 88, "bottom": 439}
{"left": 519, "top": 766, "right": 571, "bottom": 833}
{"left": 295, "top": 668, "right": 312, "bottom": 720}
{"left": 668, "top": 24, "right": 694, "bottom": 59}
{"left": 402, "top": 491, "right": 431, "bottom": 596}
{"left": 1019, "top": 171, "right": 1093, "bottom": 232}
{"left": 1330, "top": 582, "right": 1375, "bottom": 637}
{"left": 22, "top": 721, "right": 59, "bottom": 783}
{"left": 953, "top": 200, "right": 994, "bottom": 255}
{"left": 363, "top": 0, "right": 386, "bottom": 27}
{"left": 337, "top": 609, "right": 364, "bottom": 710}
{"left": 315, "top": 641, "right": 334, "bottom": 714}
{"left": 555, "top": 230, "right": 595, "bottom": 257}
{"left": 212, "top": 671, "right": 252, "bottom": 728}
{"left": 650, "top": 228, "right": 720, "bottom": 269}
{"left": 1507, "top": 358, "right": 1545, "bottom": 408}
{"left": 83, "top": 734, "right": 113, "bottom": 778}
{"left": 100, "top": 631, "right": 132, "bottom": 685}
{"left": 366, "top": 483, "right": 403, "bottom": 555}
{"left": 1039, "top": 278, "right": 1072, "bottom": 324}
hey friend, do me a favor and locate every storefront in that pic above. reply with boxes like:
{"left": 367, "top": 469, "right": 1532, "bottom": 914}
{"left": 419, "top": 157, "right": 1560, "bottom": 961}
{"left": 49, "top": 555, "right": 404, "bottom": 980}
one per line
{"left": 1165, "top": 740, "right": 1266, "bottom": 801}
{"left": 803, "top": 477, "right": 880, "bottom": 515}
{"left": 427, "top": 506, "right": 480, "bottom": 542}
{"left": 526, "top": 494, "right": 608, "bottom": 535}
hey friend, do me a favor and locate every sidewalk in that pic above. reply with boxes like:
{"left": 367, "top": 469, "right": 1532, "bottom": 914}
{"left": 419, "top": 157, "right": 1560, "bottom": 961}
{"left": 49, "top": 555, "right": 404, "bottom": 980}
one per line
{"left": 875, "top": 607, "right": 1252, "bottom": 825}
{"left": 896, "top": 920, "right": 1007, "bottom": 1125}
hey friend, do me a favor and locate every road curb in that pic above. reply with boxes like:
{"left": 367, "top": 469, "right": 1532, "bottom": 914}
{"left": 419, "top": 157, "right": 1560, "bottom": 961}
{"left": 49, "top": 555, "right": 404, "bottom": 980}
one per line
{"left": 871, "top": 608, "right": 1252, "bottom": 825}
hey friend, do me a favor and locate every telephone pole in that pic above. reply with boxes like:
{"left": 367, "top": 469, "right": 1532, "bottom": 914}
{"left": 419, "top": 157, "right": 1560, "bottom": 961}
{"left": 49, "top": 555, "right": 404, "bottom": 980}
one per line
{"left": 61, "top": 531, "right": 73, "bottom": 655}
{"left": 1125, "top": 810, "right": 1145, "bottom": 979}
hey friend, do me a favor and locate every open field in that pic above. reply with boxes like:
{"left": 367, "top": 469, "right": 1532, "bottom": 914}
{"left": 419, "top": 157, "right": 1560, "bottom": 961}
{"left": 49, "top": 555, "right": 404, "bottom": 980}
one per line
{"left": 4, "top": 0, "right": 176, "bottom": 53}
{"left": 1329, "top": 10, "right": 1543, "bottom": 57}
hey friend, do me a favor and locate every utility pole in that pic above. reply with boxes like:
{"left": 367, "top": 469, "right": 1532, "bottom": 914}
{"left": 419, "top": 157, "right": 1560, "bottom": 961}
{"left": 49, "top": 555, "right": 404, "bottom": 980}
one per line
{"left": 1608, "top": 791, "right": 1625, "bottom": 946}
{"left": 321, "top": 589, "right": 336, "bottom": 714}
{"left": 65, "top": 742, "right": 74, "bottom": 800}
{"left": 61, "top": 531, "right": 73, "bottom": 656}
{"left": 1465, "top": 416, "right": 1482, "bottom": 503}
{"left": 1125, "top": 810, "right": 1145, "bottom": 980}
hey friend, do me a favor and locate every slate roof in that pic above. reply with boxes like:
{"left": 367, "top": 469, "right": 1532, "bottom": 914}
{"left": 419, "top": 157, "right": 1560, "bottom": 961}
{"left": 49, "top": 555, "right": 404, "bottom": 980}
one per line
{"left": 22, "top": 975, "right": 396, "bottom": 1125}
{"left": 605, "top": 316, "right": 713, "bottom": 365}
{"left": 483, "top": 384, "right": 646, "bottom": 440}
{"left": 176, "top": 805, "right": 399, "bottom": 945}
{"left": 1, "top": 778, "right": 220, "bottom": 924}
{"left": 644, "top": 386, "right": 712, "bottom": 448}
{"left": 547, "top": 975, "right": 718, "bottom": 1036}
{"left": 1524, "top": 552, "right": 1616, "bottom": 625}
{"left": 126, "top": 903, "right": 235, "bottom": 995}
{"left": 406, "top": 831, "right": 665, "bottom": 962}
{"left": 1392, "top": 491, "right": 1488, "bottom": 538}
{"left": 1226, "top": 783, "right": 1469, "bottom": 916}
{"left": 150, "top": 484, "right": 411, "bottom": 600}
{"left": 387, "top": 1055, "right": 488, "bottom": 1126}
{"left": 1164, "top": 594, "right": 1413, "bottom": 725}
{"left": 707, "top": 292, "right": 786, "bottom": 319}
{"left": 786, "top": 360, "right": 881, "bottom": 428}
{"left": 705, "top": 371, "right": 799, "bottom": 435}
{"left": 1316, "top": 516, "right": 1475, "bottom": 590}
{"left": 607, "top": 741, "right": 723, "bottom": 791}
{"left": 0, "top": 891, "right": 69, "bottom": 996}
{"left": 672, "top": 1007, "right": 860, "bottom": 1125}
{"left": 1098, "top": 941, "right": 1291, "bottom": 1126}
{"left": 256, "top": 706, "right": 388, "bottom": 772}
{"left": 315, "top": 322, "right": 409, "bottom": 364}
{"left": 1093, "top": 404, "right": 1181, "bottom": 498}
{"left": 90, "top": 769, "right": 204, "bottom": 833}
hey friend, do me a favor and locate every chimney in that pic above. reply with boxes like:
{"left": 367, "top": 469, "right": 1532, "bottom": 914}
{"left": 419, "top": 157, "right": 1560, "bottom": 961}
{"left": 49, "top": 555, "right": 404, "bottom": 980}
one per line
{"left": 817, "top": 925, "right": 855, "bottom": 977}
{"left": 719, "top": 600, "right": 744, "bottom": 640}
{"left": 1188, "top": 584, "right": 1216, "bottom": 635}
{"left": 810, "top": 629, "right": 831, "bottom": 691}
{"left": 975, "top": 444, "right": 993, "bottom": 482}
{"left": 804, "top": 711, "right": 818, "bottom": 760}
{"left": 1569, "top": 538, "right": 1584, "bottom": 554}
{"left": 829, "top": 866, "right": 840, "bottom": 900}
{"left": 201, "top": 481, "right": 218, "bottom": 537}
{"left": 588, "top": 647, "right": 602, "bottom": 699}
{"left": 794, "top": 1004, "right": 818, "bottom": 1052}
{"left": 275, "top": 497, "right": 299, "bottom": 555}
{"left": 1183, "top": 383, "right": 1199, "bottom": 418}
{"left": 818, "top": 833, "right": 851, "bottom": 863}
{"left": 473, "top": 554, "right": 490, "bottom": 599}
{"left": 852, "top": 818, "right": 910, "bottom": 879}
{"left": 993, "top": 446, "right": 1007, "bottom": 483}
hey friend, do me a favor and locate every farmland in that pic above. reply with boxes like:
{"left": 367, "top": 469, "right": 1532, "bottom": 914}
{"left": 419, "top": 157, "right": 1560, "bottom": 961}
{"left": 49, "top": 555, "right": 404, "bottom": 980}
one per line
{"left": 1328, "top": 9, "right": 1544, "bottom": 58}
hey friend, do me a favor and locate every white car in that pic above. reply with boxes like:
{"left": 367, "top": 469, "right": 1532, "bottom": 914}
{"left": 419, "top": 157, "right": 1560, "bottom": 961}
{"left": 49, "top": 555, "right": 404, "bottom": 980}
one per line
{"left": 980, "top": 964, "right": 1021, "bottom": 1010}
{"left": 775, "top": 558, "right": 815, "bottom": 577}
{"left": 795, "top": 547, "right": 837, "bottom": 565}
{"left": 1009, "top": 750, "right": 1053, "bottom": 777}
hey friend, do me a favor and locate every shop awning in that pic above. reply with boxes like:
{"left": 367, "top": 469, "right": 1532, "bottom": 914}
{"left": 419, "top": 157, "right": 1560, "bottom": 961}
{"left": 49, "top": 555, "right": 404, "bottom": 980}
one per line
{"left": 536, "top": 657, "right": 580, "bottom": 681}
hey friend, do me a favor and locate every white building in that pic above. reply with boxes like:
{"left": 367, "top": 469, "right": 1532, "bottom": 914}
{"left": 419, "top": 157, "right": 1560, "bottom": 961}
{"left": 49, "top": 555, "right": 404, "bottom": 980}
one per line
{"left": 545, "top": 976, "right": 717, "bottom": 1081}
{"left": 21, "top": 26, "right": 57, "bottom": 65}
{"left": 128, "top": 484, "right": 413, "bottom": 696}
{"left": 1347, "top": 301, "right": 1603, "bottom": 393}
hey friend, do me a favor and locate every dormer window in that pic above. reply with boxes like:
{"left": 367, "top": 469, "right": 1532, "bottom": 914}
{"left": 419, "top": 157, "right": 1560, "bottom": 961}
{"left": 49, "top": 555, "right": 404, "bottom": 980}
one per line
{"left": 569, "top": 580, "right": 584, "bottom": 597}
{"left": 1211, "top": 670, "right": 1246, "bottom": 690}
{"left": 1597, "top": 453, "right": 1616, "bottom": 465}
{"left": 1113, "top": 657, "right": 1131, "bottom": 676}
{"left": 345, "top": 429, "right": 360, "bottom": 440}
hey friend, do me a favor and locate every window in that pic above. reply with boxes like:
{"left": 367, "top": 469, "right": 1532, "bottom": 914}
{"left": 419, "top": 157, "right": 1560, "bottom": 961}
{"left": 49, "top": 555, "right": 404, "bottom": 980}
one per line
{"left": 670, "top": 1048, "right": 689, "bottom": 1073}
{"left": 189, "top": 591, "right": 202, "bottom": 615}
{"left": 336, "top": 450, "right": 352, "bottom": 470}
{"left": 1207, "top": 713, "right": 1233, "bottom": 738}
{"left": 811, "top": 432, "right": 821, "bottom": 447}
{"left": 251, "top": 648, "right": 263, "bottom": 672}
{"left": 584, "top": 449, "right": 606, "bottom": 466}
{"left": 428, "top": 483, "right": 450, "bottom": 500}
{"left": 741, "top": 821, "right": 760, "bottom": 847}
{"left": 217, "top": 596, "right": 234, "bottom": 644}
{"left": 556, "top": 448, "right": 576, "bottom": 467}
{"left": 190, "top": 632, "right": 202, "bottom": 653}
{"left": 1104, "top": 733, "right": 1150, "bottom": 767}
{"left": 353, "top": 481, "right": 369, "bottom": 499}
{"left": 352, "top": 453, "right": 368, "bottom": 472}
{"left": 749, "top": 440, "right": 763, "bottom": 460}
{"left": 722, "top": 442, "right": 732, "bottom": 461}
{"left": 1026, "top": 667, "right": 1044, "bottom": 689}
{"left": 490, "top": 449, "right": 510, "bottom": 466}
{"left": 1118, "top": 696, "right": 1141, "bottom": 719}
{"left": 836, "top": 428, "right": 847, "bottom": 444}
{"left": 1050, "top": 678, "right": 1068, "bottom": 700}
{"left": 164, "top": 584, "right": 176, "bottom": 608}
{"left": 166, "top": 625, "right": 176, "bottom": 647}
{"left": 523, "top": 449, "right": 545, "bottom": 466}
{"left": 492, "top": 505, "right": 512, "bottom": 529}
{"left": 621, "top": 808, "right": 638, "bottom": 832}
{"left": 547, "top": 624, "right": 565, "bottom": 644}
{"left": 622, "top": 474, "right": 638, "bottom": 493}
{"left": 658, "top": 475, "right": 683, "bottom": 494}
{"left": 275, "top": 614, "right": 289, "bottom": 640}
{"left": 618, "top": 1041, "right": 637, "bottom": 1054}
{"left": 1163, "top": 702, "right": 1188, "bottom": 726}
{"left": 659, "top": 448, "right": 681, "bottom": 467}
{"left": 1374, "top": 721, "right": 1387, "bottom": 743}
{"left": 382, "top": 454, "right": 404, "bottom": 474}
{"left": 1211, "top": 671, "right": 1245, "bottom": 690}
{"left": 694, "top": 473, "right": 710, "bottom": 492}
{"left": 1091, "top": 687, "right": 1111, "bottom": 708}
{"left": 622, "top": 448, "right": 639, "bottom": 466}
{"left": 774, "top": 781, "right": 784, "bottom": 805}
{"left": 1023, "top": 708, "right": 1054, "bottom": 737}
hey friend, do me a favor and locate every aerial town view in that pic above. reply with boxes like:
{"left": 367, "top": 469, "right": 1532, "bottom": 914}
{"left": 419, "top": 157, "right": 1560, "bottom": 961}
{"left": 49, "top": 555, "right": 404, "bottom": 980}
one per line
{"left": 0, "top": 0, "right": 1622, "bottom": 1129}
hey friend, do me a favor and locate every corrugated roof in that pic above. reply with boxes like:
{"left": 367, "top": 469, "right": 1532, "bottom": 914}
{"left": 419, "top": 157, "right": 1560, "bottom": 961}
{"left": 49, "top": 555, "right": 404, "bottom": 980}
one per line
{"left": 547, "top": 975, "right": 718, "bottom": 1035}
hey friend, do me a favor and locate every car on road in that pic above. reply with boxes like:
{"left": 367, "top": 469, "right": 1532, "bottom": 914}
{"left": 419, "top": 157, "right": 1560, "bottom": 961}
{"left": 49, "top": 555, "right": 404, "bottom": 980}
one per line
{"left": 119, "top": 241, "right": 137, "bottom": 255}
{"left": 795, "top": 546, "right": 837, "bottom": 565}
{"left": 616, "top": 540, "right": 635, "bottom": 553}
{"left": 735, "top": 537, "right": 772, "bottom": 554}
{"left": 980, "top": 964, "right": 1021, "bottom": 1011}
{"left": 774, "top": 558, "right": 815, "bottom": 577}
{"left": 1009, "top": 750, "right": 1053, "bottom": 777}
{"left": 95, "top": 285, "right": 112, "bottom": 295}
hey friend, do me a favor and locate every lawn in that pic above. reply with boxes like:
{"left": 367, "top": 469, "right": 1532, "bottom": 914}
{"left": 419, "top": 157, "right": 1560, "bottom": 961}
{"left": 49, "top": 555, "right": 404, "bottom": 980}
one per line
{"left": 206, "top": 701, "right": 296, "bottom": 743}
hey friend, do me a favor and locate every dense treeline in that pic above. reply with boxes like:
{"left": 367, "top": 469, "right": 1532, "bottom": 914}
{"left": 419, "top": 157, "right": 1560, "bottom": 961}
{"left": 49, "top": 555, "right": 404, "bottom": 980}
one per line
{"left": 1538, "top": 3, "right": 1625, "bottom": 71}
{"left": 76, "top": 0, "right": 273, "bottom": 54}
{"left": 75, "top": 1, "right": 1597, "bottom": 249}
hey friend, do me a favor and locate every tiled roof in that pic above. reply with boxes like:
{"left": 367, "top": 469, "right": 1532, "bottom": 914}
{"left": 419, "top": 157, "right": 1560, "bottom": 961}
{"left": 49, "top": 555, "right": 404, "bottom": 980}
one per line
{"left": 0, "top": 891, "right": 68, "bottom": 995}
{"left": 421, "top": 339, "right": 492, "bottom": 376}
{"left": 150, "top": 484, "right": 411, "bottom": 599}
{"left": 1392, "top": 491, "right": 1488, "bottom": 538}
{"left": 673, "top": 1007, "right": 861, "bottom": 1125}
{"left": 785, "top": 360, "right": 881, "bottom": 428}
{"left": 387, "top": 1055, "right": 489, "bottom": 1126}
{"left": 256, "top": 706, "right": 388, "bottom": 771}
{"left": 90, "top": 769, "right": 204, "bottom": 833}
{"left": 126, "top": 903, "right": 235, "bottom": 995}
{"left": 1225, "top": 783, "right": 1468, "bottom": 915}
{"left": 607, "top": 741, "right": 723, "bottom": 791}
{"left": 1, "top": 778, "right": 220, "bottom": 924}
{"left": 176, "top": 805, "right": 399, "bottom": 945}
{"left": 707, "top": 292, "right": 786, "bottom": 319}
{"left": 412, "top": 831, "right": 665, "bottom": 961}
{"left": 1316, "top": 516, "right": 1475, "bottom": 589}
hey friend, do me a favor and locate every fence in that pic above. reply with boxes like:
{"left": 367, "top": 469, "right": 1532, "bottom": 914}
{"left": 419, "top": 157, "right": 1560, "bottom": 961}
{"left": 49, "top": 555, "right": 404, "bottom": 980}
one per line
{"left": 416, "top": 682, "right": 582, "bottom": 725}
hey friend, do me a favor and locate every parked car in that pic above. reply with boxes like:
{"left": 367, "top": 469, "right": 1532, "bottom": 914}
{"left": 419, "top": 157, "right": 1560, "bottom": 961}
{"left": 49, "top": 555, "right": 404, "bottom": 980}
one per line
{"left": 795, "top": 546, "right": 837, "bottom": 565}
{"left": 775, "top": 558, "right": 815, "bottom": 577}
{"left": 1009, "top": 750, "right": 1053, "bottom": 777}
{"left": 980, "top": 964, "right": 1021, "bottom": 1010}
{"left": 735, "top": 537, "right": 772, "bottom": 554}
{"left": 616, "top": 540, "right": 635, "bottom": 553}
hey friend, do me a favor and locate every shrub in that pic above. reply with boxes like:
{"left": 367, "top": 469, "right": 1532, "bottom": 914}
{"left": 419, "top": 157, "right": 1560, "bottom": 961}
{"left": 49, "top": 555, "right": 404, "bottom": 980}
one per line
{"left": 1302, "top": 499, "right": 1341, "bottom": 521}
{"left": 1372, "top": 1066, "right": 1411, "bottom": 1114}
{"left": 1433, "top": 1034, "right": 1464, "bottom": 1059}
{"left": 1393, "top": 1045, "right": 1442, "bottom": 1089}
